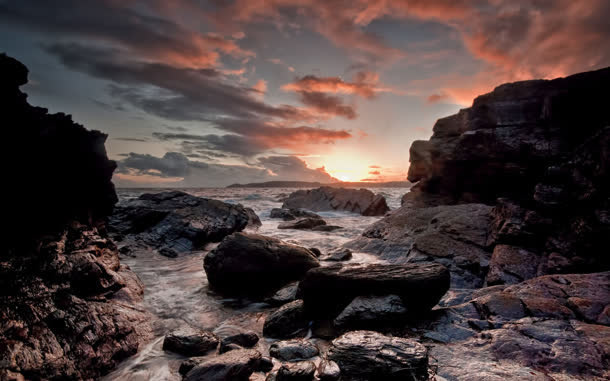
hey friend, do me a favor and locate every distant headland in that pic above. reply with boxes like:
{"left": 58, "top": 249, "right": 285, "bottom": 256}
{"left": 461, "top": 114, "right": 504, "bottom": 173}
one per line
{"left": 226, "top": 181, "right": 412, "bottom": 188}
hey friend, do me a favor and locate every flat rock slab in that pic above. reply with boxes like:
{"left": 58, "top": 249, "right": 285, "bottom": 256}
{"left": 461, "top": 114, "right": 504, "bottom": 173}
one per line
{"left": 328, "top": 330, "right": 428, "bottom": 381}
{"left": 109, "top": 191, "right": 261, "bottom": 255}
{"left": 282, "top": 187, "right": 389, "bottom": 216}
{"left": 204, "top": 233, "right": 320, "bottom": 297}
{"left": 298, "top": 262, "right": 450, "bottom": 317}
{"left": 184, "top": 348, "right": 262, "bottom": 381}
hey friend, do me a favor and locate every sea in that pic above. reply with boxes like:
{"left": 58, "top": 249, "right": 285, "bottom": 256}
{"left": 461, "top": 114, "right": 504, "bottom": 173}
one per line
{"left": 104, "top": 187, "right": 409, "bottom": 380}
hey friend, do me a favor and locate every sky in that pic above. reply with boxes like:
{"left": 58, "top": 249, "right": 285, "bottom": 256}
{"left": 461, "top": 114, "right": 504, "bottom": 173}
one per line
{"left": 2, "top": 0, "right": 609, "bottom": 187}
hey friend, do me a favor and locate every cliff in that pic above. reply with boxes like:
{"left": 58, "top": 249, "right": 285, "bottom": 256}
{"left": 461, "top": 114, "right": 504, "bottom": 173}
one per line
{"left": 0, "top": 54, "right": 150, "bottom": 379}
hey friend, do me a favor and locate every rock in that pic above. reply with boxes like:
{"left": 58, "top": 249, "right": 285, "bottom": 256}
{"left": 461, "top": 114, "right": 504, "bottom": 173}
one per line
{"left": 0, "top": 54, "right": 151, "bottom": 380}
{"left": 310, "top": 225, "right": 343, "bottom": 232}
{"left": 109, "top": 191, "right": 261, "bottom": 255}
{"left": 219, "top": 343, "right": 242, "bottom": 354}
{"left": 266, "top": 282, "right": 299, "bottom": 306}
{"left": 184, "top": 348, "right": 262, "bottom": 381}
{"left": 276, "top": 361, "right": 316, "bottom": 381}
{"left": 270, "top": 208, "right": 322, "bottom": 221}
{"left": 269, "top": 339, "right": 319, "bottom": 361}
{"left": 309, "top": 248, "right": 322, "bottom": 257}
{"left": 278, "top": 218, "right": 327, "bottom": 230}
{"left": 346, "top": 203, "right": 493, "bottom": 288}
{"left": 486, "top": 244, "right": 540, "bottom": 285}
{"left": 333, "top": 295, "right": 408, "bottom": 330}
{"left": 322, "top": 248, "right": 352, "bottom": 262}
{"left": 204, "top": 233, "right": 320, "bottom": 297}
{"left": 282, "top": 187, "right": 390, "bottom": 216}
{"left": 215, "top": 327, "right": 259, "bottom": 353}
{"left": 162, "top": 326, "right": 219, "bottom": 356}
{"left": 263, "top": 300, "right": 309, "bottom": 339}
{"left": 258, "top": 356, "right": 275, "bottom": 372}
{"left": 298, "top": 263, "right": 449, "bottom": 318}
{"left": 328, "top": 330, "right": 428, "bottom": 381}
{"left": 317, "top": 360, "right": 340, "bottom": 381}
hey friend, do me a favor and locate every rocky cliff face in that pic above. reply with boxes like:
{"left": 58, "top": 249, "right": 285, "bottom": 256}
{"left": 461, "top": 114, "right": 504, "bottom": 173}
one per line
{"left": 0, "top": 54, "right": 150, "bottom": 380}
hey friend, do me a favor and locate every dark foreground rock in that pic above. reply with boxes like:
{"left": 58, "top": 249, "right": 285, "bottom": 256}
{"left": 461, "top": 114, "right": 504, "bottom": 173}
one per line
{"left": 298, "top": 263, "right": 449, "bottom": 317}
{"left": 162, "top": 326, "right": 219, "bottom": 356}
{"left": 317, "top": 360, "right": 340, "bottom": 381}
{"left": 282, "top": 187, "right": 390, "bottom": 216}
{"left": 109, "top": 191, "right": 261, "bottom": 255}
{"left": 333, "top": 295, "right": 408, "bottom": 330}
{"left": 0, "top": 54, "right": 151, "bottom": 380}
{"left": 184, "top": 348, "right": 262, "bottom": 381}
{"left": 270, "top": 208, "right": 322, "bottom": 221}
{"left": 263, "top": 300, "right": 309, "bottom": 339}
{"left": 204, "top": 233, "right": 320, "bottom": 296}
{"left": 328, "top": 330, "right": 428, "bottom": 381}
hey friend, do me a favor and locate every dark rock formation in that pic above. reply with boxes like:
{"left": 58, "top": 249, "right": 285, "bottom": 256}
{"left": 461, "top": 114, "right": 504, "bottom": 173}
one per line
{"left": 218, "top": 329, "right": 259, "bottom": 350}
{"left": 317, "top": 360, "right": 340, "bottom": 381}
{"left": 321, "top": 248, "right": 352, "bottom": 262}
{"left": 333, "top": 295, "right": 408, "bottom": 330}
{"left": 282, "top": 187, "right": 390, "bottom": 216}
{"left": 0, "top": 54, "right": 150, "bottom": 380}
{"left": 266, "top": 283, "right": 299, "bottom": 306}
{"left": 275, "top": 361, "right": 316, "bottom": 381}
{"left": 328, "top": 330, "right": 428, "bottom": 381}
{"left": 278, "top": 218, "right": 327, "bottom": 230}
{"left": 263, "top": 300, "right": 309, "bottom": 339}
{"left": 183, "top": 348, "right": 262, "bottom": 381}
{"left": 346, "top": 203, "right": 493, "bottom": 288}
{"left": 270, "top": 208, "right": 322, "bottom": 221}
{"left": 109, "top": 191, "right": 261, "bottom": 255}
{"left": 204, "top": 233, "right": 320, "bottom": 297}
{"left": 269, "top": 339, "right": 319, "bottom": 361}
{"left": 162, "top": 326, "right": 219, "bottom": 356}
{"left": 298, "top": 263, "right": 449, "bottom": 318}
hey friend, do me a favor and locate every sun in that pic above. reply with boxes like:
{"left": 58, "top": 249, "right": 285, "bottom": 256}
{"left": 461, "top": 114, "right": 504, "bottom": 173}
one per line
{"left": 338, "top": 175, "right": 351, "bottom": 182}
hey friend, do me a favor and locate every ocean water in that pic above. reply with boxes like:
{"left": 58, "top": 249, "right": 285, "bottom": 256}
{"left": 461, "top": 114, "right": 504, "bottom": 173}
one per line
{"left": 104, "top": 187, "right": 408, "bottom": 380}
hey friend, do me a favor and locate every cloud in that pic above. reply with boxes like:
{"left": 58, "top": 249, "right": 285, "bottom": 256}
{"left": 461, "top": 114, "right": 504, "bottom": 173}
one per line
{"left": 268, "top": 58, "right": 295, "bottom": 72}
{"left": 368, "top": 170, "right": 380, "bottom": 175}
{"left": 369, "top": 165, "right": 381, "bottom": 168}
{"left": 115, "top": 152, "right": 337, "bottom": 187}
{"left": 296, "top": 92, "right": 357, "bottom": 119}
{"left": 426, "top": 93, "right": 450, "bottom": 104}
{"left": 113, "top": 137, "right": 148, "bottom": 142}
{"left": 282, "top": 71, "right": 394, "bottom": 98}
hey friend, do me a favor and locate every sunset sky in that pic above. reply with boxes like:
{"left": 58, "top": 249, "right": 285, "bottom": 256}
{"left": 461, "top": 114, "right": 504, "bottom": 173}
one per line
{"left": 2, "top": 1, "right": 609, "bottom": 187}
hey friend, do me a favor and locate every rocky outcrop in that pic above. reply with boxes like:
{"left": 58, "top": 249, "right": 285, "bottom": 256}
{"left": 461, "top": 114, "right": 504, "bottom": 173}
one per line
{"left": 282, "top": 187, "right": 390, "bottom": 216}
{"left": 297, "top": 263, "right": 449, "bottom": 318}
{"left": 328, "top": 330, "right": 428, "bottom": 381}
{"left": 204, "top": 233, "right": 320, "bottom": 297}
{"left": 0, "top": 54, "right": 151, "bottom": 380}
{"left": 109, "top": 191, "right": 261, "bottom": 256}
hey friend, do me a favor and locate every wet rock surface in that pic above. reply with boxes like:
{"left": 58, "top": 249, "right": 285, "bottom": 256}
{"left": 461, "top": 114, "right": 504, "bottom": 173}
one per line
{"left": 204, "top": 233, "right": 320, "bottom": 297}
{"left": 278, "top": 217, "right": 327, "bottom": 230}
{"left": 162, "top": 326, "right": 219, "bottom": 356}
{"left": 321, "top": 248, "right": 353, "bottom": 262}
{"left": 263, "top": 300, "right": 309, "bottom": 339}
{"left": 274, "top": 361, "right": 316, "bottom": 381}
{"left": 183, "top": 348, "right": 262, "bottom": 381}
{"left": 269, "top": 339, "right": 319, "bottom": 361}
{"left": 0, "top": 54, "right": 151, "bottom": 380}
{"left": 109, "top": 191, "right": 261, "bottom": 255}
{"left": 283, "top": 187, "right": 390, "bottom": 216}
{"left": 270, "top": 208, "right": 322, "bottom": 221}
{"left": 317, "top": 360, "right": 340, "bottom": 381}
{"left": 328, "top": 330, "right": 428, "bottom": 381}
{"left": 333, "top": 294, "right": 408, "bottom": 330}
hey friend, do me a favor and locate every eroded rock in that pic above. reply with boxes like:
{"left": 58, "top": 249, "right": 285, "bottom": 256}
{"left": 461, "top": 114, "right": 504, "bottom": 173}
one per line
{"left": 282, "top": 187, "right": 389, "bottom": 216}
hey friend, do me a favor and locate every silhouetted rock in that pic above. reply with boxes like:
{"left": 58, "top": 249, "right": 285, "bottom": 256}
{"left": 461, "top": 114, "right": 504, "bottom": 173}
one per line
{"left": 263, "top": 300, "right": 309, "bottom": 339}
{"left": 283, "top": 187, "right": 390, "bottom": 216}
{"left": 328, "top": 330, "right": 428, "bottom": 381}
{"left": 269, "top": 339, "right": 319, "bottom": 361}
{"left": 162, "top": 327, "right": 219, "bottom": 356}
{"left": 278, "top": 217, "right": 327, "bottom": 230}
{"left": 184, "top": 348, "right": 262, "bottom": 381}
{"left": 270, "top": 208, "right": 322, "bottom": 221}
{"left": 0, "top": 54, "right": 151, "bottom": 380}
{"left": 204, "top": 233, "right": 319, "bottom": 297}
{"left": 298, "top": 263, "right": 449, "bottom": 318}
{"left": 109, "top": 191, "right": 261, "bottom": 255}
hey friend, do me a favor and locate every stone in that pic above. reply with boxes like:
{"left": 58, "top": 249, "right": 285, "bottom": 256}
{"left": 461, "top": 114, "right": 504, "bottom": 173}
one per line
{"left": 298, "top": 263, "right": 449, "bottom": 318}
{"left": 276, "top": 361, "right": 316, "bottom": 381}
{"left": 263, "top": 300, "right": 309, "bottom": 339}
{"left": 266, "top": 283, "right": 299, "bottom": 306}
{"left": 317, "top": 360, "right": 340, "bottom": 381}
{"left": 333, "top": 295, "right": 408, "bottom": 330}
{"left": 270, "top": 208, "right": 322, "bottom": 221}
{"left": 328, "top": 330, "right": 428, "bottom": 381}
{"left": 269, "top": 339, "right": 319, "bottom": 361}
{"left": 184, "top": 348, "right": 262, "bottom": 381}
{"left": 204, "top": 233, "right": 319, "bottom": 297}
{"left": 282, "top": 187, "right": 390, "bottom": 216}
{"left": 486, "top": 244, "right": 540, "bottom": 285}
{"left": 278, "top": 218, "right": 327, "bottom": 230}
{"left": 322, "top": 248, "right": 352, "bottom": 262}
{"left": 310, "top": 225, "right": 343, "bottom": 232}
{"left": 109, "top": 191, "right": 261, "bottom": 255}
{"left": 162, "top": 326, "right": 219, "bottom": 356}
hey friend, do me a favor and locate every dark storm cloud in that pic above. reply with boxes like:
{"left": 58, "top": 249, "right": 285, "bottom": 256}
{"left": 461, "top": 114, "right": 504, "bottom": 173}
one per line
{"left": 153, "top": 132, "right": 268, "bottom": 157}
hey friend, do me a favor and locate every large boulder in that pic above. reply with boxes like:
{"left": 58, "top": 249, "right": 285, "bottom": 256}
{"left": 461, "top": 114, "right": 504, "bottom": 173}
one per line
{"left": 109, "top": 191, "right": 261, "bottom": 255}
{"left": 328, "top": 331, "right": 428, "bottom": 381}
{"left": 184, "top": 348, "right": 262, "bottom": 381}
{"left": 346, "top": 203, "right": 493, "bottom": 288}
{"left": 0, "top": 54, "right": 151, "bottom": 380}
{"left": 204, "top": 233, "right": 320, "bottom": 297}
{"left": 297, "top": 263, "right": 449, "bottom": 318}
{"left": 282, "top": 187, "right": 389, "bottom": 216}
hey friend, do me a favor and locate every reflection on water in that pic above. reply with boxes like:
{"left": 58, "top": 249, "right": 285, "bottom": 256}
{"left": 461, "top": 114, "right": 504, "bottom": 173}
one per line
{"left": 104, "top": 187, "right": 408, "bottom": 380}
